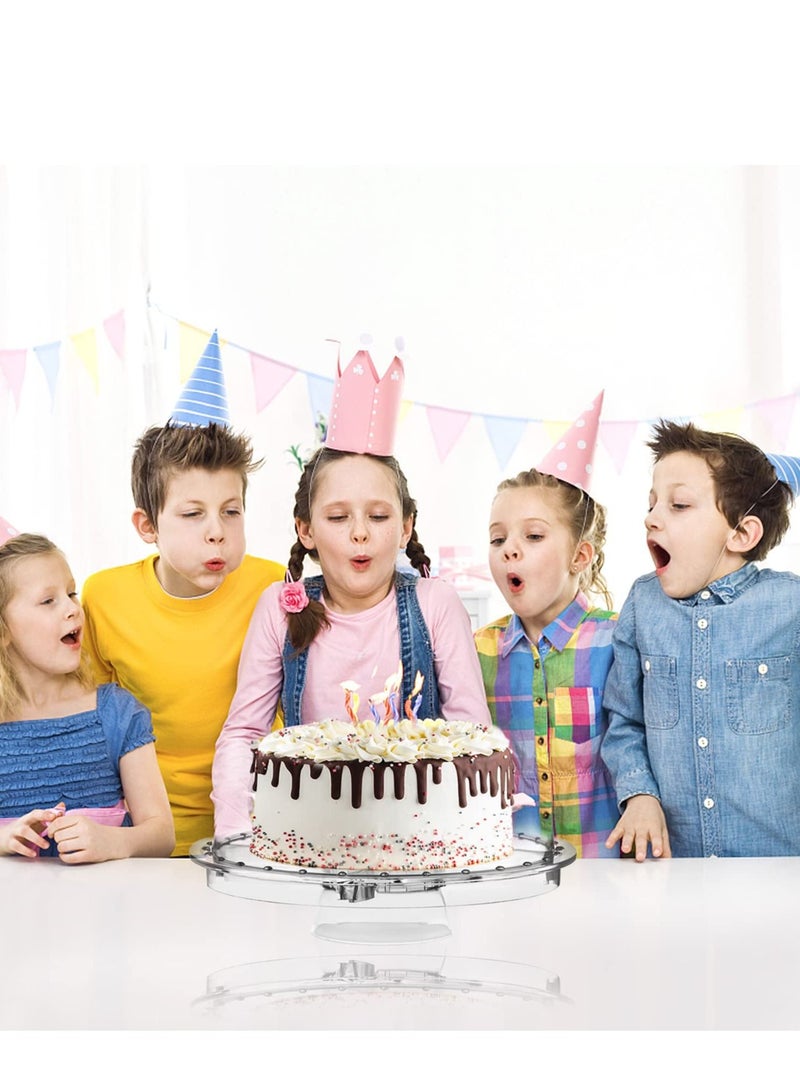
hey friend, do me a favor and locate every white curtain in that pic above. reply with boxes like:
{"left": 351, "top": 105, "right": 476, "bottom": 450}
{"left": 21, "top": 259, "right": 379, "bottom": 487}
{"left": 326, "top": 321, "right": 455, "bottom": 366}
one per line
{"left": 2, "top": 165, "right": 799, "bottom": 612}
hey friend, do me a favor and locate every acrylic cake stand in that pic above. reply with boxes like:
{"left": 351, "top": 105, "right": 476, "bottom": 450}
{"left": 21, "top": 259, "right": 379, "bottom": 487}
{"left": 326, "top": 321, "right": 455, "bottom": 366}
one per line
{"left": 190, "top": 834, "right": 576, "bottom": 944}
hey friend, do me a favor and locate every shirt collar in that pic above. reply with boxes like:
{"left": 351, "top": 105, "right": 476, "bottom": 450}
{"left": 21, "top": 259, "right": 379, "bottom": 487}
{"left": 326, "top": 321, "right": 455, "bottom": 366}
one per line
{"left": 679, "top": 562, "right": 759, "bottom": 606}
{"left": 499, "top": 591, "right": 591, "bottom": 657}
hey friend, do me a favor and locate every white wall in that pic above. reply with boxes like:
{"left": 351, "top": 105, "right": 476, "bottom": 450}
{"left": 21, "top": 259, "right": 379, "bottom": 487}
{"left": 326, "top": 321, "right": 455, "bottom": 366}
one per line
{"left": 2, "top": 165, "right": 799, "bottom": 620}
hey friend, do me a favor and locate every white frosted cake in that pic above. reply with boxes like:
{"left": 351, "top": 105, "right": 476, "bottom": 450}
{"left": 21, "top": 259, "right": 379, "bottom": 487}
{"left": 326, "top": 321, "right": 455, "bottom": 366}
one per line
{"left": 249, "top": 717, "right": 515, "bottom": 871}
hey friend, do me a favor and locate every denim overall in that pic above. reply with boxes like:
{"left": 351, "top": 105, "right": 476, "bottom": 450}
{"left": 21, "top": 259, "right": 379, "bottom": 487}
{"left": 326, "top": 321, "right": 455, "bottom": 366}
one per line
{"left": 281, "top": 572, "right": 441, "bottom": 725}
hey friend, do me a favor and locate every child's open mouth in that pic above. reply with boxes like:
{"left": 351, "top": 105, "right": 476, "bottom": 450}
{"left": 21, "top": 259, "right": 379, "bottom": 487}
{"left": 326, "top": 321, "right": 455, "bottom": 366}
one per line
{"left": 648, "top": 541, "right": 671, "bottom": 573}
{"left": 61, "top": 629, "right": 80, "bottom": 645}
{"left": 507, "top": 574, "right": 524, "bottom": 593}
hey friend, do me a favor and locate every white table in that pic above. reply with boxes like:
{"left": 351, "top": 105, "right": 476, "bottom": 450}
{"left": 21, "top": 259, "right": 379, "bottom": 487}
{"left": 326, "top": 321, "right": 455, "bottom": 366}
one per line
{"left": 2, "top": 853, "right": 799, "bottom": 1031}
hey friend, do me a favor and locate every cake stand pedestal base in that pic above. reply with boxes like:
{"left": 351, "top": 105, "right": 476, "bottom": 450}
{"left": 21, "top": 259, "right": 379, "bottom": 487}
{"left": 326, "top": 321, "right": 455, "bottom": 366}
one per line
{"left": 313, "top": 886, "right": 450, "bottom": 943}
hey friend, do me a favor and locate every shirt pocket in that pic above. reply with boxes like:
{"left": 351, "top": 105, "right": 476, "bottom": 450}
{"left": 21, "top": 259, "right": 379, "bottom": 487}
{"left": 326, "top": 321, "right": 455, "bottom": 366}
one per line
{"left": 552, "top": 686, "right": 605, "bottom": 744}
{"left": 641, "top": 654, "right": 679, "bottom": 729}
{"left": 725, "top": 655, "right": 791, "bottom": 735}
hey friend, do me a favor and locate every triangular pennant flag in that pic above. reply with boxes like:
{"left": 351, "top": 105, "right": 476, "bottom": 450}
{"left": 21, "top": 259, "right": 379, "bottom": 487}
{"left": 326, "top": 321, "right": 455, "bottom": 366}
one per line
{"left": 178, "top": 322, "right": 214, "bottom": 384}
{"left": 306, "top": 373, "right": 335, "bottom": 430}
{"left": 483, "top": 415, "right": 527, "bottom": 471}
{"left": 0, "top": 349, "right": 27, "bottom": 407}
{"left": 71, "top": 328, "right": 99, "bottom": 392}
{"left": 753, "top": 393, "right": 798, "bottom": 451}
{"left": 250, "top": 352, "right": 295, "bottom": 413}
{"left": 398, "top": 399, "right": 413, "bottom": 425}
{"left": 599, "top": 419, "right": 639, "bottom": 475}
{"left": 700, "top": 406, "right": 745, "bottom": 436}
{"left": 103, "top": 310, "right": 126, "bottom": 361}
{"left": 0, "top": 515, "right": 20, "bottom": 546}
{"left": 425, "top": 406, "right": 471, "bottom": 462}
{"left": 543, "top": 418, "right": 570, "bottom": 445}
{"left": 34, "top": 341, "right": 61, "bottom": 406}
{"left": 172, "top": 329, "right": 229, "bottom": 426}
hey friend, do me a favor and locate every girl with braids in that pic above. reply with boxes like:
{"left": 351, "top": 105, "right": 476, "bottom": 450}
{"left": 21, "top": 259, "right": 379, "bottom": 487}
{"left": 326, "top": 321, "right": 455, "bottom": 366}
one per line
{"left": 212, "top": 447, "right": 491, "bottom": 840}
{"left": 475, "top": 446, "right": 620, "bottom": 858}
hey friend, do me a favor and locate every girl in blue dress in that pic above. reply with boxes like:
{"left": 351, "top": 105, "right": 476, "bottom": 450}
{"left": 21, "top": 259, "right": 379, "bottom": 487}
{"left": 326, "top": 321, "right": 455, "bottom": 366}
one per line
{"left": 0, "top": 533, "right": 174, "bottom": 861}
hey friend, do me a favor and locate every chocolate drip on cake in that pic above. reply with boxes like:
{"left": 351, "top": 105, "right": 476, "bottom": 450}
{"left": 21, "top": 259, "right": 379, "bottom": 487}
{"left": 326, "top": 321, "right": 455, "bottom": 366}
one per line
{"left": 252, "top": 749, "right": 515, "bottom": 809}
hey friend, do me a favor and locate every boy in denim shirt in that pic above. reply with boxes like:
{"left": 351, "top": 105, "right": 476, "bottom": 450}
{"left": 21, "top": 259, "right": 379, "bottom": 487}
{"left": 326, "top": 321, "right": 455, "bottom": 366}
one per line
{"left": 601, "top": 420, "right": 799, "bottom": 859}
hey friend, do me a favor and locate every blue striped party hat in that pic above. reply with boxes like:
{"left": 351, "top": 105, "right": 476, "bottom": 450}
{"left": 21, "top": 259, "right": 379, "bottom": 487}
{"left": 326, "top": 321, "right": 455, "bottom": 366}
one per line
{"left": 171, "top": 330, "right": 230, "bottom": 426}
{"left": 767, "top": 452, "right": 800, "bottom": 495}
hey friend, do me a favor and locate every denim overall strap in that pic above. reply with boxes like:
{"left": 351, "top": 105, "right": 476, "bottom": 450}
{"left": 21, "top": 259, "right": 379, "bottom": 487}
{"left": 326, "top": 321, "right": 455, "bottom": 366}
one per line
{"left": 281, "top": 576, "right": 324, "bottom": 726}
{"left": 280, "top": 573, "right": 441, "bottom": 724}
{"left": 394, "top": 572, "right": 441, "bottom": 719}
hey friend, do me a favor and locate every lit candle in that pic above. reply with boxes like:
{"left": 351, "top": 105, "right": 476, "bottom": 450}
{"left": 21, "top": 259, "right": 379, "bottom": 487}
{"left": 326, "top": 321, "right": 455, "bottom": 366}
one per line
{"left": 384, "top": 662, "right": 403, "bottom": 723}
{"left": 404, "top": 671, "right": 425, "bottom": 722}
{"left": 340, "top": 680, "right": 361, "bottom": 726}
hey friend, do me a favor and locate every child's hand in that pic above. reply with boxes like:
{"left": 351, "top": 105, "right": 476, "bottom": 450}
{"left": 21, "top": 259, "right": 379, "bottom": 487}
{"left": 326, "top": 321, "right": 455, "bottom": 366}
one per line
{"left": 605, "top": 794, "right": 672, "bottom": 862}
{"left": 0, "top": 804, "right": 66, "bottom": 858}
{"left": 47, "top": 812, "right": 118, "bottom": 865}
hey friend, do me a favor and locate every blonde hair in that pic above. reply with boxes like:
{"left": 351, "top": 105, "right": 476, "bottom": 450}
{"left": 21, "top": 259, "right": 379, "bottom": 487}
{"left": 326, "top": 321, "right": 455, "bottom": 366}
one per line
{"left": 0, "top": 534, "right": 95, "bottom": 720}
{"left": 495, "top": 469, "right": 613, "bottom": 609}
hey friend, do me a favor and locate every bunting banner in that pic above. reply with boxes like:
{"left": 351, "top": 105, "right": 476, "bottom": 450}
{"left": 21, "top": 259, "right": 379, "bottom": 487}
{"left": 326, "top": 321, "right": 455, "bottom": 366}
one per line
{"left": 3, "top": 307, "right": 800, "bottom": 479}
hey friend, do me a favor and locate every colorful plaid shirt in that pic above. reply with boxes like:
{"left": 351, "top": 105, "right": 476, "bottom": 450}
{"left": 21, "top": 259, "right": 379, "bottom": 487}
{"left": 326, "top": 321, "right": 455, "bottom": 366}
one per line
{"left": 475, "top": 592, "right": 619, "bottom": 858}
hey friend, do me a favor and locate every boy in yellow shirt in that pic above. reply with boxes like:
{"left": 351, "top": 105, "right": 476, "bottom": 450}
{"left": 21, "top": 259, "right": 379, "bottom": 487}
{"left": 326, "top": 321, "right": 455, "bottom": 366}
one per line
{"left": 82, "top": 421, "right": 284, "bottom": 854}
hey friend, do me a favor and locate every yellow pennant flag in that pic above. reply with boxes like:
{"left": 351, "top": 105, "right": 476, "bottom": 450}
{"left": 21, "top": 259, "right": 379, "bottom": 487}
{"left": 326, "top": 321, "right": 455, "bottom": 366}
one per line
{"left": 700, "top": 407, "right": 744, "bottom": 435}
{"left": 71, "top": 328, "right": 99, "bottom": 392}
{"left": 398, "top": 399, "right": 413, "bottom": 425}
{"left": 543, "top": 418, "right": 570, "bottom": 445}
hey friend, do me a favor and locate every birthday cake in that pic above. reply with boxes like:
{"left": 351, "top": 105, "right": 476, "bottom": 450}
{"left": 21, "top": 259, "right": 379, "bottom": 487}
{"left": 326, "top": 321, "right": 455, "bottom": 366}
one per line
{"left": 249, "top": 684, "right": 515, "bottom": 871}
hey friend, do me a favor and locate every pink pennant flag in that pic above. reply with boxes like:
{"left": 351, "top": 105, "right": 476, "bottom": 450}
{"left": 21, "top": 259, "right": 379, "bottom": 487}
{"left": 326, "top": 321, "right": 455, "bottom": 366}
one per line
{"left": 753, "top": 393, "right": 798, "bottom": 451}
{"left": 425, "top": 405, "right": 471, "bottom": 462}
{"left": 599, "top": 419, "right": 639, "bottom": 475}
{"left": 0, "top": 349, "right": 27, "bottom": 406}
{"left": 250, "top": 352, "right": 295, "bottom": 413}
{"left": 0, "top": 515, "right": 20, "bottom": 545}
{"left": 103, "top": 310, "right": 126, "bottom": 361}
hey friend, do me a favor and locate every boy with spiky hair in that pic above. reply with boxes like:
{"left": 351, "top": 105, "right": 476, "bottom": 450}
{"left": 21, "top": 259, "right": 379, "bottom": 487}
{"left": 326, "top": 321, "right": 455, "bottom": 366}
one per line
{"left": 601, "top": 419, "right": 798, "bottom": 860}
{"left": 82, "top": 422, "right": 284, "bottom": 855}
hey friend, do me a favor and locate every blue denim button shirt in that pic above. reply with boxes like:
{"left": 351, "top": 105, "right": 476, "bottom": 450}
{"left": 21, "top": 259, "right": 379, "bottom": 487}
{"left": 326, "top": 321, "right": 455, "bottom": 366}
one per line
{"left": 601, "top": 563, "right": 800, "bottom": 857}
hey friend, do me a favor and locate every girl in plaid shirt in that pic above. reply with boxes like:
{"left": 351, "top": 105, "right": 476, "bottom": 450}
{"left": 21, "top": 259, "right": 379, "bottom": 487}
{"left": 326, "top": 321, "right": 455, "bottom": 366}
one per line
{"left": 475, "top": 468, "right": 619, "bottom": 857}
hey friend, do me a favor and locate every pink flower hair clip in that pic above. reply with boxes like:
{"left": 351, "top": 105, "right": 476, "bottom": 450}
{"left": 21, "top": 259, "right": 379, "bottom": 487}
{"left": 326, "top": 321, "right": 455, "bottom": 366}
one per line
{"left": 279, "top": 574, "right": 309, "bottom": 614}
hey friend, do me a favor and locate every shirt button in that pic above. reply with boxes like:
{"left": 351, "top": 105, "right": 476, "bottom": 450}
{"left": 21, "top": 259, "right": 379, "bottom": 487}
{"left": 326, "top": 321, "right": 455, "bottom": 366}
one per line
{"left": 541, "top": 772, "right": 549, "bottom": 781}
{"left": 534, "top": 661, "right": 540, "bottom": 670}
{"left": 541, "top": 811, "right": 550, "bottom": 820}
{"left": 644, "top": 660, "right": 651, "bottom": 671}
{"left": 537, "top": 736, "right": 545, "bottom": 745}
{"left": 535, "top": 697, "right": 544, "bottom": 705}
{"left": 758, "top": 663, "right": 768, "bottom": 675}
{"left": 698, "top": 736, "right": 709, "bottom": 748}
{"left": 700, "top": 590, "right": 711, "bottom": 600}
{"left": 703, "top": 797, "right": 715, "bottom": 809}
{"left": 697, "top": 618, "right": 708, "bottom": 630}
{"left": 696, "top": 678, "right": 707, "bottom": 690}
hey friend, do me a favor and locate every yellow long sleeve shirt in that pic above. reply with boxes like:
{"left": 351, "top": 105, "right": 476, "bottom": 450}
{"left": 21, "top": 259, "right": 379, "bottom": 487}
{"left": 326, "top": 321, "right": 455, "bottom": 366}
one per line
{"left": 82, "top": 554, "right": 284, "bottom": 854}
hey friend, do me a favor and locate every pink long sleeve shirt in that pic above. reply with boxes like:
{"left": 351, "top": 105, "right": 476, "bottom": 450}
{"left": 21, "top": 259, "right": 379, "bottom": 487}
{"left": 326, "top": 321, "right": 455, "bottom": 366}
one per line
{"left": 211, "top": 577, "right": 492, "bottom": 839}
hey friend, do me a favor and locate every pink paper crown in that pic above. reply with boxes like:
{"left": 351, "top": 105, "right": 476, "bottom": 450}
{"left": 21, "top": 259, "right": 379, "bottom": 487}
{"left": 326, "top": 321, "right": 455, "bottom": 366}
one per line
{"left": 325, "top": 350, "right": 405, "bottom": 456}
{"left": 537, "top": 390, "right": 604, "bottom": 498}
